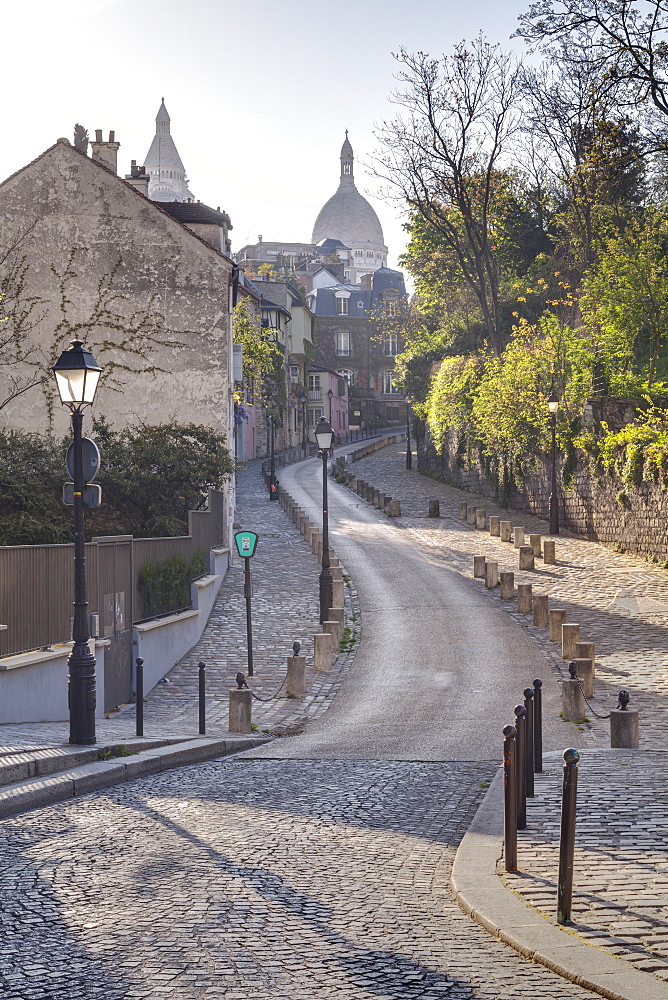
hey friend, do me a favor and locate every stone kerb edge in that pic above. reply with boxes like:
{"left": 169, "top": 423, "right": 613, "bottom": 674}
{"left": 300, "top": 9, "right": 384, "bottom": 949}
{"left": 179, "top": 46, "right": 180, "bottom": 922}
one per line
{"left": 450, "top": 769, "right": 668, "bottom": 1000}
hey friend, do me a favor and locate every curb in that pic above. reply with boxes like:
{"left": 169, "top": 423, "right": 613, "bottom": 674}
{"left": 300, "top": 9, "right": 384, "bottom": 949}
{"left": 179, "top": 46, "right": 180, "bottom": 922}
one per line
{"left": 0, "top": 735, "right": 271, "bottom": 820}
{"left": 450, "top": 768, "right": 668, "bottom": 1000}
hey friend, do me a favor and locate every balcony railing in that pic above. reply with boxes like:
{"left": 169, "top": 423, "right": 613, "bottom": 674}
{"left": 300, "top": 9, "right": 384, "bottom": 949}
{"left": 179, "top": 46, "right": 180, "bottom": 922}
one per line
{"left": 308, "top": 389, "right": 322, "bottom": 401}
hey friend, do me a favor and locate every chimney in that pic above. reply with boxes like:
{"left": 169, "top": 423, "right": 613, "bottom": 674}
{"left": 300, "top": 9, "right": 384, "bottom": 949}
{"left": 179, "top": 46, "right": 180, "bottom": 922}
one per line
{"left": 360, "top": 272, "right": 373, "bottom": 290}
{"left": 124, "top": 159, "right": 150, "bottom": 196}
{"left": 90, "top": 129, "right": 120, "bottom": 174}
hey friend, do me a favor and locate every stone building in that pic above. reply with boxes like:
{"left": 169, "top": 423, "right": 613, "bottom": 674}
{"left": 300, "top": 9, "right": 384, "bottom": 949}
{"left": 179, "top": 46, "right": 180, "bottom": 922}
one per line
{"left": 0, "top": 129, "right": 236, "bottom": 535}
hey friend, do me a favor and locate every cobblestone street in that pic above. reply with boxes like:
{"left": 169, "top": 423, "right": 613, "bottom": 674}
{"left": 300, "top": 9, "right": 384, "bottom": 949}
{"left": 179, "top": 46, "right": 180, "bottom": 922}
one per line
{"left": 349, "top": 442, "right": 668, "bottom": 747}
{"left": 0, "top": 757, "right": 602, "bottom": 1000}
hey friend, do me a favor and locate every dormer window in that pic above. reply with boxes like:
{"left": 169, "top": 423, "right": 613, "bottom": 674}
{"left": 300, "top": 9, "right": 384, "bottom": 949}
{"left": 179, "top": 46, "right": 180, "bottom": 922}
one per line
{"left": 336, "top": 297, "right": 349, "bottom": 315}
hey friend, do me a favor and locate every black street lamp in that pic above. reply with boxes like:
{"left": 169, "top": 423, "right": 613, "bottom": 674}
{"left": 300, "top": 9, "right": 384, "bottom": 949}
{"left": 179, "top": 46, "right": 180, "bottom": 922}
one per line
{"left": 268, "top": 414, "right": 277, "bottom": 499}
{"left": 406, "top": 400, "right": 412, "bottom": 470}
{"left": 298, "top": 389, "right": 308, "bottom": 455}
{"left": 327, "top": 387, "right": 334, "bottom": 424}
{"left": 315, "top": 416, "right": 334, "bottom": 624}
{"left": 52, "top": 339, "right": 103, "bottom": 745}
{"left": 548, "top": 391, "right": 560, "bottom": 535}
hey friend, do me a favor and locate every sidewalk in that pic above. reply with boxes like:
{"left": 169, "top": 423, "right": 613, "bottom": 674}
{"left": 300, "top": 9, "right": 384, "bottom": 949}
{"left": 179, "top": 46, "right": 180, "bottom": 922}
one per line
{"left": 351, "top": 442, "right": 668, "bottom": 999}
{"left": 0, "top": 457, "right": 359, "bottom": 806}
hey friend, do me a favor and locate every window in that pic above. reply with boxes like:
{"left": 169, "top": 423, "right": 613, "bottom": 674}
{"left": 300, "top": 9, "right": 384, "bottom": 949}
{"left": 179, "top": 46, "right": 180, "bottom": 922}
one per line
{"left": 309, "top": 407, "right": 323, "bottom": 426}
{"left": 337, "top": 369, "right": 354, "bottom": 385}
{"left": 384, "top": 333, "right": 398, "bottom": 356}
{"left": 385, "top": 301, "right": 397, "bottom": 318}
{"left": 343, "top": 162, "right": 351, "bottom": 174}
{"left": 376, "top": 253, "right": 382, "bottom": 260}
{"left": 309, "top": 374, "right": 321, "bottom": 391}
{"left": 382, "top": 371, "right": 400, "bottom": 394}
{"left": 355, "top": 249, "right": 363, "bottom": 258}
{"left": 366, "top": 251, "right": 374, "bottom": 259}
{"left": 336, "top": 331, "right": 350, "bottom": 356}
{"left": 344, "top": 270, "right": 351, "bottom": 281}
{"left": 336, "top": 296, "right": 349, "bottom": 316}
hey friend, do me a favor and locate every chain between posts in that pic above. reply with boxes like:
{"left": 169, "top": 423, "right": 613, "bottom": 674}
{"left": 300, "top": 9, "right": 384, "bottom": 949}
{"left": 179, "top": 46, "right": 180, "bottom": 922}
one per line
{"left": 568, "top": 663, "right": 612, "bottom": 720}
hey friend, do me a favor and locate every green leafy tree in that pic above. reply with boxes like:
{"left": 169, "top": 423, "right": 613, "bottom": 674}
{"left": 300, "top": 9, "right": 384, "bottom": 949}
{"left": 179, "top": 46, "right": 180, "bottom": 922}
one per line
{"left": 89, "top": 420, "right": 235, "bottom": 537}
{"left": 0, "top": 430, "right": 72, "bottom": 544}
{"left": 232, "top": 298, "right": 283, "bottom": 408}
{"left": 581, "top": 214, "right": 668, "bottom": 388}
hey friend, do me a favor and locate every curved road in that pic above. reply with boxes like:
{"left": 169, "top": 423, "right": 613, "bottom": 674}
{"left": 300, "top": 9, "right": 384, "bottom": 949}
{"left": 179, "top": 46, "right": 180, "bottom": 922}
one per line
{"left": 267, "top": 452, "right": 576, "bottom": 760}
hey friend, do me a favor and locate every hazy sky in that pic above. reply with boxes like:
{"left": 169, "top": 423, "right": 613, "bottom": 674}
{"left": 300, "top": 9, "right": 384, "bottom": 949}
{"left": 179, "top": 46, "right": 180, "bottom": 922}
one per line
{"left": 4, "top": 0, "right": 530, "bottom": 269}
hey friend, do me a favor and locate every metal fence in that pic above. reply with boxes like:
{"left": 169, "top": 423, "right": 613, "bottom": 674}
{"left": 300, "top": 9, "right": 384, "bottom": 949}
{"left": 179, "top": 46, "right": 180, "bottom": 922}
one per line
{"left": 0, "top": 490, "right": 225, "bottom": 659}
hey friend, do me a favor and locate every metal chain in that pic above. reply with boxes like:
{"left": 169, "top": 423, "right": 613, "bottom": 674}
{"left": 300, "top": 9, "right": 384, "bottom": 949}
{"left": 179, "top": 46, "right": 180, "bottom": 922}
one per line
{"left": 247, "top": 666, "right": 290, "bottom": 703}
{"left": 572, "top": 672, "right": 611, "bottom": 720}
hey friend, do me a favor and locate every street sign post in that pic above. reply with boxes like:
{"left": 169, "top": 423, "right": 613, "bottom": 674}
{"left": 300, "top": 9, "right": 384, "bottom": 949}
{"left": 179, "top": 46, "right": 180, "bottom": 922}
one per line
{"left": 234, "top": 531, "right": 259, "bottom": 677}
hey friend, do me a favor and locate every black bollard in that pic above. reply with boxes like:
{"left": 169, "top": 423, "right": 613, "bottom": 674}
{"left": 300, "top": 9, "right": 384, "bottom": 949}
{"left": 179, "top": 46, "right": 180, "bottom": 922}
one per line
{"left": 514, "top": 704, "right": 527, "bottom": 829}
{"left": 503, "top": 724, "right": 518, "bottom": 871}
{"left": 198, "top": 660, "right": 206, "bottom": 735}
{"left": 557, "top": 747, "right": 580, "bottom": 924}
{"left": 135, "top": 657, "right": 144, "bottom": 738}
{"left": 533, "top": 678, "right": 543, "bottom": 773}
{"left": 523, "top": 687, "right": 535, "bottom": 798}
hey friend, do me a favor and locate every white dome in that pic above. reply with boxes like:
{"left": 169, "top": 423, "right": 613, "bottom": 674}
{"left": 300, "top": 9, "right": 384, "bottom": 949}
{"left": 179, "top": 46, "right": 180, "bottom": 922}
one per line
{"left": 311, "top": 134, "right": 386, "bottom": 252}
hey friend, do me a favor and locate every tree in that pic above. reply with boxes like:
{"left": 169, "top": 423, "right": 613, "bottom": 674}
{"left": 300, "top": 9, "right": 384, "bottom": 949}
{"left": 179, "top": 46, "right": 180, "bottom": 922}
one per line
{"left": 232, "top": 299, "right": 283, "bottom": 407}
{"left": 517, "top": 1, "right": 668, "bottom": 123}
{"left": 374, "top": 38, "right": 523, "bottom": 355}
{"left": 581, "top": 213, "right": 668, "bottom": 387}
{"left": 90, "top": 420, "right": 235, "bottom": 537}
{"left": 0, "top": 421, "right": 235, "bottom": 544}
{"left": 0, "top": 430, "right": 72, "bottom": 545}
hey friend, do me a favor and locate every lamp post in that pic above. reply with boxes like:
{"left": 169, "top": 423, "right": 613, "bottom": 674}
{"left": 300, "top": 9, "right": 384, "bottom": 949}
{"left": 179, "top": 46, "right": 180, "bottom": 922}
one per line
{"left": 268, "top": 414, "right": 277, "bottom": 500}
{"left": 548, "top": 391, "right": 560, "bottom": 535}
{"left": 298, "top": 389, "right": 308, "bottom": 455}
{"left": 406, "top": 400, "right": 412, "bottom": 470}
{"left": 327, "top": 387, "right": 333, "bottom": 424}
{"left": 315, "top": 416, "right": 334, "bottom": 624}
{"left": 51, "top": 339, "right": 103, "bottom": 745}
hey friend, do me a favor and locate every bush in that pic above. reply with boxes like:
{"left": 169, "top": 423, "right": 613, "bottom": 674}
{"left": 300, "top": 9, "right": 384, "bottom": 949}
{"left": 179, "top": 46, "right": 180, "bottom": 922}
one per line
{"left": 137, "top": 549, "right": 207, "bottom": 619}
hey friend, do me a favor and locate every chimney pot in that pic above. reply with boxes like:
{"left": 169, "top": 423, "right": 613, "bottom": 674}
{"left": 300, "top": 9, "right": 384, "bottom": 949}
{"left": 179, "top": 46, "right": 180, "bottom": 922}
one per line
{"left": 109, "top": 130, "right": 115, "bottom": 142}
{"left": 131, "top": 159, "right": 137, "bottom": 167}
{"left": 95, "top": 129, "right": 102, "bottom": 142}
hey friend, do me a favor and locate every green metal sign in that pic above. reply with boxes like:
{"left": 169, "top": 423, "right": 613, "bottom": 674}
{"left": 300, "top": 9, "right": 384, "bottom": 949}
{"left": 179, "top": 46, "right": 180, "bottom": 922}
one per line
{"left": 235, "top": 530, "right": 259, "bottom": 559}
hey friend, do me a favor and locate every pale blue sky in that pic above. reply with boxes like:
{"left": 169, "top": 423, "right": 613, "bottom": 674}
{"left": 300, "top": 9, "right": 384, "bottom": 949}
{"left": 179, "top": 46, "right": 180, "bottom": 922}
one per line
{"left": 4, "top": 0, "right": 530, "bottom": 268}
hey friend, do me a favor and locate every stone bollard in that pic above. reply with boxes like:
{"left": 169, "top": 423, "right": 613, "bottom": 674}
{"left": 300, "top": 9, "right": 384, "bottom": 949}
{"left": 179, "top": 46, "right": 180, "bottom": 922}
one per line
{"left": 428, "top": 499, "right": 440, "bottom": 518}
{"left": 562, "top": 623, "right": 580, "bottom": 660}
{"left": 543, "top": 539, "right": 556, "bottom": 564}
{"left": 389, "top": 500, "right": 402, "bottom": 517}
{"left": 476, "top": 509, "right": 487, "bottom": 530}
{"left": 529, "top": 533, "right": 542, "bottom": 557}
{"left": 333, "top": 578, "right": 345, "bottom": 608}
{"left": 571, "top": 657, "right": 594, "bottom": 699}
{"left": 314, "top": 632, "right": 333, "bottom": 671}
{"left": 459, "top": 501, "right": 468, "bottom": 520}
{"left": 517, "top": 584, "right": 533, "bottom": 613}
{"left": 489, "top": 515, "right": 500, "bottom": 536}
{"left": 500, "top": 571, "right": 515, "bottom": 599}
{"left": 513, "top": 527, "right": 525, "bottom": 549}
{"left": 610, "top": 691, "right": 639, "bottom": 748}
{"left": 500, "top": 520, "right": 512, "bottom": 542}
{"left": 533, "top": 594, "right": 549, "bottom": 627}
{"left": 561, "top": 677, "right": 585, "bottom": 721}
{"left": 549, "top": 608, "right": 566, "bottom": 642}
{"left": 519, "top": 545, "right": 535, "bottom": 571}
{"left": 373, "top": 489, "right": 381, "bottom": 507}
{"left": 473, "top": 555, "right": 486, "bottom": 579}
{"left": 349, "top": 478, "right": 357, "bottom": 492}
{"left": 329, "top": 607, "right": 345, "bottom": 642}
{"left": 323, "top": 620, "right": 340, "bottom": 650}
{"left": 485, "top": 561, "right": 498, "bottom": 589}
{"left": 229, "top": 688, "right": 252, "bottom": 733}
{"left": 377, "top": 493, "right": 387, "bottom": 510}
{"left": 286, "top": 655, "right": 307, "bottom": 698}
{"left": 466, "top": 504, "right": 476, "bottom": 525}
{"left": 384, "top": 497, "right": 393, "bottom": 514}
{"left": 576, "top": 642, "right": 596, "bottom": 678}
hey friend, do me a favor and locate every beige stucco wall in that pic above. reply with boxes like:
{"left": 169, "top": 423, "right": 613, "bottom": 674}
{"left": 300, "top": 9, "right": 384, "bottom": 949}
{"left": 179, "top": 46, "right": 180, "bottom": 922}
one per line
{"left": 0, "top": 139, "right": 233, "bottom": 440}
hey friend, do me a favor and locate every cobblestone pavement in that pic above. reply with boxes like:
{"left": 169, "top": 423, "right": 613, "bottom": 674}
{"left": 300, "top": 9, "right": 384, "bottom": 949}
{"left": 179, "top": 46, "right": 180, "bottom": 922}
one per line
{"left": 0, "top": 459, "right": 359, "bottom": 751}
{"left": 504, "top": 749, "right": 668, "bottom": 981}
{"left": 0, "top": 756, "right": 602, "bottom": 999}
{"left": 349, "top": 443, "right": 668, "bottom": 748}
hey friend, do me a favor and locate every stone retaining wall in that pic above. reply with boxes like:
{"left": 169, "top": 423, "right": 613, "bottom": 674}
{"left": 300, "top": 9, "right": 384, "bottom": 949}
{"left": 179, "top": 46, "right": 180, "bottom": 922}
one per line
{"left": 419, "top": 431, "right": 668, "bottom": 562}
